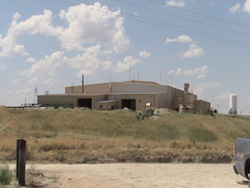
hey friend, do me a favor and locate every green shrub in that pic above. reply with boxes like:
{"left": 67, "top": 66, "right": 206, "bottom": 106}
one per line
{"left": 0, "top": 164, "right": 12, "bottom": 185}
{"left": 143, "top": 108, "right": 154, "bottom": 118}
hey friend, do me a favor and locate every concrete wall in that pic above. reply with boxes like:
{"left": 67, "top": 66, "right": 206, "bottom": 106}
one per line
{"left": 38, "top": 95, "right": 75, "bottom": 107}
{"left": 112, "top": 82, "right": 168, "bottom": 93}
{"left": 65, "top": 83, "right": 111, "bottom": 94}
{"left": 96, "top": 100, "right": 118, "bottom": 110}
{"left": 185, "top": 93, "right": 198, "bottom": 109}
{"left": 155, "top": 93, "right": 168, "bottom": 108}
{"left": 194, "top": 100, "right": 210, "bottom": 113}
{"left": 106, "top": 93, "right": 156, "bottom": 111}
{"left": 39, "top": 81, "right": 210, "bottom": 113}
{"left": 74, "top": 94, "right": 105, "bottom": 109}
{"left": 65, "top": 81, "right": 168, "bottom": 94}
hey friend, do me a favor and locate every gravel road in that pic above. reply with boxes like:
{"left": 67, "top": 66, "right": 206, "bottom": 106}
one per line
{"left": 28, "top": 163, "right": 246, "bottom": 188}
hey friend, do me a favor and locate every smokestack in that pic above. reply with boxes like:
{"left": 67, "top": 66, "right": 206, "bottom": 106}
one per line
{"left": 82, "top": 75, "right": 84, "bottom": 93}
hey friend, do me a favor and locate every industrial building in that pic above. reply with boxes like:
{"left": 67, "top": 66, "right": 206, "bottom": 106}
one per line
{"left": 38, "top": 80, "right": 211, "bottom": 113}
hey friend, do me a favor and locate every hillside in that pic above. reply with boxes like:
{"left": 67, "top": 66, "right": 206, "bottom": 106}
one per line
{"left": 0, "top": 107, "right": 250, "bottom": 163}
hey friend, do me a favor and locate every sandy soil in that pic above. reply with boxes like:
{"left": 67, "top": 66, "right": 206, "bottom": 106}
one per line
{"left": 21, "top": 163, "right": 247, "bottom": 188}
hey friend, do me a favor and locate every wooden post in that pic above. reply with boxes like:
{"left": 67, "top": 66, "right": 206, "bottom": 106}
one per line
{"left": 17, "top": 139, "right": 26, "bottom": 186}
{"left": 16, "top": 140, "right": 20, "bottom": 179}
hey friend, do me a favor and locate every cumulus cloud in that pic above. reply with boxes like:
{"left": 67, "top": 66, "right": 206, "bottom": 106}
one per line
{"left": 194, "top": 82, "right": 222, "bottom": 96}
{"left": 244, "top": 0, "right": 250, "bottom": 13}
{"left": 139, "top": 50, "right": 151, "bottom": 58}
{"left": 0, "top": 3, "right": 131, "bottom": 58}
{"left": 166, "top": 0, "right": 185, "bottom": 7}
{"left": 168, "top": 66, "right": 209, "bottom": 79}
{"left": 19, "top": 51, "right": 68, "bottom": 86}
{"left": 26, "top": 57, "right": 36, "bottom": 63}
{"left": 102, "top": 61, "right": 113, "bottom": 70}
{"left": 58, "top": 3, "right": 130, "bottom": 52}
{"left": 115, "top": 56, "right": 140, "bottom": 73}
{"left": 229, "top": 3, "right": 241, "bottom": 14}
{"left": 182, "top": 43, "right": 204, "bottom": 58}
{"left": 166, "top": 35, "right": 193, "bottom": 44}
{"left": 69, "top": 44, "right": 106, "bottom": 77}
{"left": 216, "top": 92, "right": 231, "bottom": 100}
{"left": 0, "top": 12, "right": 29, "bottom": 57}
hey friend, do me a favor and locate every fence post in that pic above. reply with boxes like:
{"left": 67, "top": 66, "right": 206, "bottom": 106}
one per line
{"left": 16, "top": 140, "right": 20, "bottom": 179}
{"left": 16, "top": 139, "right": 26, "bottom": 186}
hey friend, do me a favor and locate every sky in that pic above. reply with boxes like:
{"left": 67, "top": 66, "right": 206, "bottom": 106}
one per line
{"left": 0, "top": 0, "right": 250, "bottom": 115}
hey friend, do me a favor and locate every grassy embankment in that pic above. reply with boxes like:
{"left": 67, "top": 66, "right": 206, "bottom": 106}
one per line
{"left": 0, "top": 107, "right": 250, "bottom": 163}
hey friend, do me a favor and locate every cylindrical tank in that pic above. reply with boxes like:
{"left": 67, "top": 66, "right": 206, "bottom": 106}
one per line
{"left": 230, "top": 94, "right": 237, "bottom": 114}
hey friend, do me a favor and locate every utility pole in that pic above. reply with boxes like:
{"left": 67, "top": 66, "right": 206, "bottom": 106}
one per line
{"left": 82, "top": 75, "right": 84, "bottom": 93}
{"left": 33, "top": 86, "right": 38, "bottom": 104}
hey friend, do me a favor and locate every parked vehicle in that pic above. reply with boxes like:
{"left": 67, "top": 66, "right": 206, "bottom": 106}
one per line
{"left": 234, "top": 138, "right": 250, "bottom": 187}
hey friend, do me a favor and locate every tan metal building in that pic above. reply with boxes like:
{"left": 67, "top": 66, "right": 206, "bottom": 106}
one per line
{"left": 38, "top": 80, "right": 211, "bottom": 113}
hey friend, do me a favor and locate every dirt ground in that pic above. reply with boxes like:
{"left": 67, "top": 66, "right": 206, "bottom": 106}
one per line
{"left": 14, "top": 163, "right": 247, "bottom": 188}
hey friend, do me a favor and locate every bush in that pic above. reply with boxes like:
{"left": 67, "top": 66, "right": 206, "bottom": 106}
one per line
{"left": 0, "top": 164, "right": 12, "bottom": 185}
{"left": 143, "top": 108, "right": 154, "bottom": 118}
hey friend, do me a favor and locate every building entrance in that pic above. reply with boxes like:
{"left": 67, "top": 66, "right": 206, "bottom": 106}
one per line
{"left": 121, "top": 99, "right": 136, "bottom": 110}
{"left": 77, "top": 98, "right": 92, "bottom": 109}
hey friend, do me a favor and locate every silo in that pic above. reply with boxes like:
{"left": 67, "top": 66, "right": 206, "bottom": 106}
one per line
{"left": 229, "top": 94, "right": 237, "bottom": 115}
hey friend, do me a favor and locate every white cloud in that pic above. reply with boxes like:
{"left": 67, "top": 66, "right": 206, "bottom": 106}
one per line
{"left": 139, "top": 50, "right": 151, "bottom": 58}
{"left": 166, "top": 35, "right": 193, "bottom": 44}
{"left": 229, "top": 3, "right": 241, "bottom": 14}
{"left": 26, "top": 57, "right": 36, "bottom": 63}
{"left": 69, "top": 44, "right": 105, "bottom": 77}
{"left": 166, "top": 0, "right": 185, "bottom": 7}
{"left": 194, "top": 82, "right": 222, "bottom": 96}
{"left": 0, "top": 3, "right": 130, "bottom": 58}
{"left": 58, "top": 3, "right": 130, "bottom": 52}
{"left": 102, "top": 61, "right": 112, "bottom": 70}
{"left": 182, "top": 43, "right": 204, "bottom": 58}
{"left": 243, "top": 0, "right": 250, "bottom": 13}
{"left": 19, "top": 51, "right": 67, "bottom": 86}
{"left": 216, "top": 92, "right": 231, "bottom": 100}
{"left": 168, "top": 65, "right": 209, "bottom": 79}
{"left": 115, "top": 56, "right": 140, "bottom": 73}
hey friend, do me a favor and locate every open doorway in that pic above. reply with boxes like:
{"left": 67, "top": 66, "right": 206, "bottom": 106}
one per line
{"left": 121, "top": 99, "right": 136, "bottom": 110}
{"left": 77, "top": 98, "right": 92, "bottom": 109}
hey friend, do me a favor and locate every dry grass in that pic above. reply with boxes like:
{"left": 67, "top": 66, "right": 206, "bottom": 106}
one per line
{"left": 0, "top": 107, "right": 249, "bottom": 163}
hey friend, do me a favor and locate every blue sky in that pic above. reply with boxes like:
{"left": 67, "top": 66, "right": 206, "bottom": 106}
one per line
{"left": 0, "top": 0, "right": 250, "bottom": 115}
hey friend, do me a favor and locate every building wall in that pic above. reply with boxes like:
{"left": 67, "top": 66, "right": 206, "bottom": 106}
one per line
{"left": 167, "top": 86, "right": 184, "bottom": 109}
{"left": 155, "top": 93, "right": 168, "bottom": 109}
{"left": 194, "top": 100, "right": 210, "bottom": 113}
{"left": 112, "top": 82, "right": 168, "bottom": 93}
{"left": 96, "top": 101, "right": 118, "bottom": 110}
{"left": 73, "top": 94, "right": 105, "bottom": 109}
{"left": 106, "top": 93, "right": 156, "bottom": 111}
{"left": 185, "top": 93, "right": 198, "bottom": 109}
{"left": 65, "top": 81, "right": 168, "bottom": 94}
{"left": 65, "top": 83, "right": 111, "bottom": 94}
{"left": 38, "top": 95, "right": 75, "bottom": 107}
{"left": 39, "top": 81, "right": 211, "bottom": 113}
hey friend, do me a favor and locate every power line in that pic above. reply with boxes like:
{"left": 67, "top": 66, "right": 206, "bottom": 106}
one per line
{"left": 117, "top": 0, "right": 250, "bottom": 37}
{"left": 147, "top": 0, "right": 250, "bottom": 29}
{"left": 122, "top": 13, "right": 250, "bottom": 48}
{"left": 59, "top": 0, "right": 250, "bottom": 48}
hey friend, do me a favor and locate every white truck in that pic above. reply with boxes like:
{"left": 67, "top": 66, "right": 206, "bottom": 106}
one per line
{"left": 234, "top": 138, "right": 250, "bottom": 187}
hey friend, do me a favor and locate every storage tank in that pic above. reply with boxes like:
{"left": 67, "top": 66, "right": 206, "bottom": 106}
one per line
{"left": 229, "top": 94, "right": 237, "bottom": 115}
